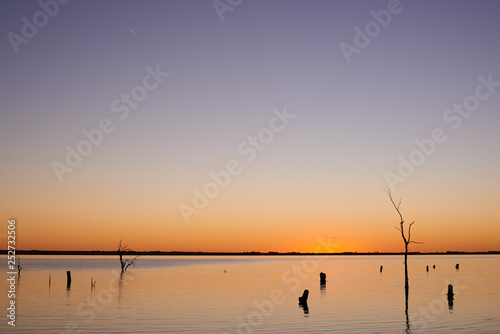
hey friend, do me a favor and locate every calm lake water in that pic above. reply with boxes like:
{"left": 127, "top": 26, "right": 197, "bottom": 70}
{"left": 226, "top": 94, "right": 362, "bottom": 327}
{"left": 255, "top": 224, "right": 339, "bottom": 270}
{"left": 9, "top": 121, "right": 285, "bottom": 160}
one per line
{"left": 1, "top": 255, "right": 499, "bottom": 333}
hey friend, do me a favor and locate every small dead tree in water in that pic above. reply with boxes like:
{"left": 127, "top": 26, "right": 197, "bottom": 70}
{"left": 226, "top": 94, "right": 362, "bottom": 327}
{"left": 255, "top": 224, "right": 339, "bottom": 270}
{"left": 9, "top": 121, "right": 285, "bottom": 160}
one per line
{"left": 117, "top": 239, "right": 138, "bottom": 272}
{"left": 385, "top": 189, "right": 422, "bottom": 294}
{"left": 17, "top": 257, "right": 24, "bottom": 276}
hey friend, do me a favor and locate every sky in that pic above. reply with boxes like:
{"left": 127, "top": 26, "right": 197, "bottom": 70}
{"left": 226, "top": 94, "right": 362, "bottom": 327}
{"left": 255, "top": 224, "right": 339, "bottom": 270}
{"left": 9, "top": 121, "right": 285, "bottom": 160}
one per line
{"left": 1, "top": 0, "right": 499, "bottom": 253}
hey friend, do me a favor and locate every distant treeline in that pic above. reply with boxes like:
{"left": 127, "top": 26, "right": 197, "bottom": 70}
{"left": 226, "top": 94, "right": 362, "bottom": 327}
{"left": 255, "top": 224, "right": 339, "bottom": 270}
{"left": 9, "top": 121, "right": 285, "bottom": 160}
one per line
{"left": 1, "top": 250, "right": 499, "bottom": 256}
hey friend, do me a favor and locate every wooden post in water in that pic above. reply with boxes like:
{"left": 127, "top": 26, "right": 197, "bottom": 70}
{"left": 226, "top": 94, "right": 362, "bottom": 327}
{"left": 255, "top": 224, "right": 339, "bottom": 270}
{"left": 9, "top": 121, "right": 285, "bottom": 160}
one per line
{"left": 447, "top": 284, "right": 454, "bottom": 298}
{"left": 49, "top": 274, "right": 51, "bottom": 287}
{"left": 455, "top": 264, "right": 459, "bottom": 270}
{"left": 433, "top": 265, "right": 435, "bottom": 269}
{"left": 298, "top": 289, "right": 309, "bottom": 314}
{"left": 380, "top": 265, "right": 383, "bottom": 273}
{"left": 447, "top": 284, "right": 454, "bottom": 309}
{"left": 426, "top": 266, "right": 429, "bottom": 272}
{"left": 66, "top": 271, "right": 71, "bottom": 288}
{"left": 298, "top": 289, "right": 309, "bottom": 305}
{"left": 320, "top": 272, "right": 326, "bottom": 285}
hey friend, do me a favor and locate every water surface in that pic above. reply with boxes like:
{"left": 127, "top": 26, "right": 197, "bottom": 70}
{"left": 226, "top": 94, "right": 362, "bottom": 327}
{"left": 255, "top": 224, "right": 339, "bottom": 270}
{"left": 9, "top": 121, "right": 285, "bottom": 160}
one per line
{"left": 1, "top": 255, "right": 499, "bottom": 333}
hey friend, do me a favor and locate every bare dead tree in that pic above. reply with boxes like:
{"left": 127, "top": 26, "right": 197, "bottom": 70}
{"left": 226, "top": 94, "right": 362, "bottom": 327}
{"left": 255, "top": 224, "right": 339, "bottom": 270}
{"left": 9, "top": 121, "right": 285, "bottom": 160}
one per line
{"left": 385, "top": 189, "right": 422, "bottom": 294}
{"left": 17, "top": 257, "right": 24, "bottom": 276}
{"left": 117, "top": 239, "right": 138, "bottom": 272}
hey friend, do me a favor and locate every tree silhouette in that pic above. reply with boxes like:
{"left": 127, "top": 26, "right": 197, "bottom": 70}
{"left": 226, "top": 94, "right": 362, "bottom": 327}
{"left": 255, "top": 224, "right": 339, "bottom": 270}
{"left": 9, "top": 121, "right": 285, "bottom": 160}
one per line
{"left": 385, "top": 189, "right": 422, "bottom": 333}
{"left": 385, "top": 189, "right": 422, "bottom": 293}
{"left": 17, "top": 257, "right": 24, "bottom": 276}
{"left": 117, "top": 239, "right": 138, "bottom": 272}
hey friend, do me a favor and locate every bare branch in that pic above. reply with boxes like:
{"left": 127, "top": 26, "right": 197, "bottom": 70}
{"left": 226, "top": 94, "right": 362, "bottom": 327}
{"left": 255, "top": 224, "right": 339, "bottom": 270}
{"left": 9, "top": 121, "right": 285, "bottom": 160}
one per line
{"left": 385, "top": 188, "right": 404, "bottom": 224}
{"left": 124, "top": 256, "right": 139, "bottom": 271}
{"left": 408, "top": 221, "right": 415, "bottom": 243}
{"left": 117, "top": 239, "right": 138, "bottom": 272}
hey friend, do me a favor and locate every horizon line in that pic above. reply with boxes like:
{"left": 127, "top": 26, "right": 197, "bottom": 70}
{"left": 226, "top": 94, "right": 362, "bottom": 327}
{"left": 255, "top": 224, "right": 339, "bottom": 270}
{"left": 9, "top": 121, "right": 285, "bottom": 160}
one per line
{"left": 3, "top": 250, "right": 500, "bottom": 256}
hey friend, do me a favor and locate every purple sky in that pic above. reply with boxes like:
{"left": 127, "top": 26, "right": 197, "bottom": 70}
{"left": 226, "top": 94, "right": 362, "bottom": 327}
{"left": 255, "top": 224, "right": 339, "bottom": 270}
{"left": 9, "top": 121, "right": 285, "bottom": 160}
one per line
{"left": 1, "top": 0, "right": 499, "bottom": 251}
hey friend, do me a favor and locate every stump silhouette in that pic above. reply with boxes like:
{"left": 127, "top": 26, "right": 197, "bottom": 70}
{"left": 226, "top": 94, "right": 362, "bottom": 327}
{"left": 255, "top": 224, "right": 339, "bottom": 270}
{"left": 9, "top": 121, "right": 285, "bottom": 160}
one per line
{"left": 447, "top": 284, "right": 454, "bottom": 309}
{"left": 447, "top": 284, "right": 454, "bottom": 298}
{"left": 66, "top": 271, "right": 71, "bottom": 288}
{"left": 298, "top": 289, "right": 309, "bottom": 305}
{"left": 320, "top": 272, "right": 326, "bottom": 285}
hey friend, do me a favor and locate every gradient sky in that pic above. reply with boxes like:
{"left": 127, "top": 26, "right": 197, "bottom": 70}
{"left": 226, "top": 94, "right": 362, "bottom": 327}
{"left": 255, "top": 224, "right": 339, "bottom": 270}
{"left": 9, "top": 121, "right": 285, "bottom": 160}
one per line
{"left": 1, "top": 0, "right": 499, "bottom": 253}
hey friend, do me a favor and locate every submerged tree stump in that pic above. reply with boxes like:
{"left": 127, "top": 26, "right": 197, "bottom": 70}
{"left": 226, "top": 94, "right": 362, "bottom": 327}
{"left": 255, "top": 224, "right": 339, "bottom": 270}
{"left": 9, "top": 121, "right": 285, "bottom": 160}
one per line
{"left": 447, "top": 284, "right": 454, "bottom": 298}
{"left": 17, "top": 258, "right": 23, "bottom": 276}
{"left": 298, "top": 289, "right": 309, "bottom": 305}
{"left": 320, "top": 272, "right": 326, "bottom": 285}
{"left": 447, "top": 284, "right": 454, "bottom": 308}
{"left": 66, "top": 271, "right": 71, "bottom": 288}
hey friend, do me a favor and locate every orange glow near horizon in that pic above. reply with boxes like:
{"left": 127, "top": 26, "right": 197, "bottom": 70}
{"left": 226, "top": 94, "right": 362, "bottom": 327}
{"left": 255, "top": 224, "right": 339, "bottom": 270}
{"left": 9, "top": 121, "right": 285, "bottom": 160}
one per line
{"left": 8, "top": 191, "right": 500, "bottom": 253}
{"left": 2, "top": 159, "right": 499, "bottom": 253}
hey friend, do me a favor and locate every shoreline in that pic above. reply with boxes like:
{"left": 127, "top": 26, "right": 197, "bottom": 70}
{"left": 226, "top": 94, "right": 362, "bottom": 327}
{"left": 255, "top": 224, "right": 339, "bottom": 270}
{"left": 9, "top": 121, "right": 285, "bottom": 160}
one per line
{"left": 2, "top": 250, "right": 499, "bottom": 256}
